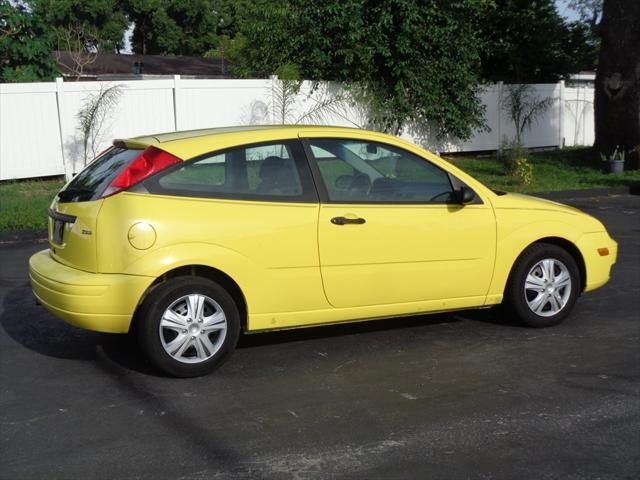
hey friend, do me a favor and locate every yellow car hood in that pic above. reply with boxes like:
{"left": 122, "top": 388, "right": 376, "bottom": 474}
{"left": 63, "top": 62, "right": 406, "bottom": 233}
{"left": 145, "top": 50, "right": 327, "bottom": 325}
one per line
{"left": 491, "top": 193, "right": 606, "bottom": 232}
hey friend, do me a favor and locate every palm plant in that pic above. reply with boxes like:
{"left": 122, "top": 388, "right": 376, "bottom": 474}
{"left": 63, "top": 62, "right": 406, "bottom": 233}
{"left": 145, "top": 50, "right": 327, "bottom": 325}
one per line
{"left": 501, "top": 84, "right": 554, "bottom": 145}
{"left": 270, "top": 63, "right": 354, "bottom": 126}
{"left": 77, "top": 84, "right": 122, "bottom": 167}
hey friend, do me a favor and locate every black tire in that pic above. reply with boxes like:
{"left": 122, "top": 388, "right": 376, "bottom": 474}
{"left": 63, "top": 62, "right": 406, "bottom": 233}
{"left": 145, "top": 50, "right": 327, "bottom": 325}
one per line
{"left": 136, "top": 276, "right": 241, "bottom": 377}
{"left": 504, "top": 243, "right": 581, "bottom": 328}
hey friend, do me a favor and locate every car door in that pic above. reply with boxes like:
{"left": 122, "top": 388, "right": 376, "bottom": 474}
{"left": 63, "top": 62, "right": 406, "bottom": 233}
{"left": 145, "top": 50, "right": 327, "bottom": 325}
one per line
{"left": 302, "top": 134, "right": 496, "bottom": 309}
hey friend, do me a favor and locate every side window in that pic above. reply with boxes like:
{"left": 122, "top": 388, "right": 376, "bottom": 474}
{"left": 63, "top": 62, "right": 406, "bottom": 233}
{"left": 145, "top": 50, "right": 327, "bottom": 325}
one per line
{"left": 310, "top": 144, "right": 356, "bottom": 190}
{"left": 309, "top": 139, "right": 454, "bottom": 203}
{"left": 148, "top": 141, "right": 316, "bottom": 202}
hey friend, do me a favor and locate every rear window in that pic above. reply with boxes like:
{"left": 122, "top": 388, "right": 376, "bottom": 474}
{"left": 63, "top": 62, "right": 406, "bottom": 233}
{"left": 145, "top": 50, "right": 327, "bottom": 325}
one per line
{"left": 58, "top": 148, "right": 141, "bottom": 202}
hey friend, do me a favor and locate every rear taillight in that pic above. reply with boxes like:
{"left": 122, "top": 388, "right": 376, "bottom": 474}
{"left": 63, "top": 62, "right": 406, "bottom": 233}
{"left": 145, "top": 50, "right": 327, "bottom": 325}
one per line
{"left": 101, "top": 146, "right": 181, "bottom": 197}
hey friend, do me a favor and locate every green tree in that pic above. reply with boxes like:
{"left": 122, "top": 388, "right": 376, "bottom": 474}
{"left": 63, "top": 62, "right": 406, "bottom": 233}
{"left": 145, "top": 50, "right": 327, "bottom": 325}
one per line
{"left": 360, "top": 1, "right": 488, "bottom": 136}
{"left": 124, "top": 0, "right": 220, "bottom": 55}
{"left": 31, "top": 0, "right": 129, "bottom": 53}
{"left": 0, "top": 0, "right": 58, "bottom": 82}
{"left": 236, "top": 0, "right": 489, "bottom": 139}
{"left": 205, "top": 32, "right": 246, "bottom": 76}
{"left": 212, "top": 0, "right": 254, "bottom": 38}
{"left": 561, "top": 21, "right": 599, "bottom": 74}
{"left": 235, "top": 0, "right": 371, "bottom": 81}
{"left": 479, "top": 0, "right": 597, "bottom": 82}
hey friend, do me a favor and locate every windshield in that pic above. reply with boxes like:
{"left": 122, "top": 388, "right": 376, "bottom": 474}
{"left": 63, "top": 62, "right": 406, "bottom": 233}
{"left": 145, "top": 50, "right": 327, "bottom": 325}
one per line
{"left": 58, "top": 148, "right": 141, "bottom": 202}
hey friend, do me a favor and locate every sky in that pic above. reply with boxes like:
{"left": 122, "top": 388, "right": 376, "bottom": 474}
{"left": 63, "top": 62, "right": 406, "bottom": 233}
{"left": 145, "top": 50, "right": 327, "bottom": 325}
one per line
{"left": 555, "top": 0, "right": 582, "bottom": 21}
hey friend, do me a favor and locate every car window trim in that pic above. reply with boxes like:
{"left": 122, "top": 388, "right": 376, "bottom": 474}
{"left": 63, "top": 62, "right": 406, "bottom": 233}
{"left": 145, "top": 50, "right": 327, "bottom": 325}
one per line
{"left": 300, "top": 137, "right": 480, "bottom": 206}
{"left": 142, "top": 139, "right": 319, "bottom": 204}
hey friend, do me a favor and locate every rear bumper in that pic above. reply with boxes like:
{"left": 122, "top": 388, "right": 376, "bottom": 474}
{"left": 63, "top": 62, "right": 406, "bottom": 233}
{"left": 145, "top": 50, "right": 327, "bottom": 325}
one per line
{"left": 29, "top": 249, "right": 153, "bottom": 333}
{"left": 576, "top": 232, "right": 618, "bottom": 292}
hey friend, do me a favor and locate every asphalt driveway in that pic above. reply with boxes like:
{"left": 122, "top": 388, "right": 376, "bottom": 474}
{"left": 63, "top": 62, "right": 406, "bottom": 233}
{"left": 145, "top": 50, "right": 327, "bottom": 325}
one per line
{"left": 1, "top": 191, "right": 639, "bottom": 479}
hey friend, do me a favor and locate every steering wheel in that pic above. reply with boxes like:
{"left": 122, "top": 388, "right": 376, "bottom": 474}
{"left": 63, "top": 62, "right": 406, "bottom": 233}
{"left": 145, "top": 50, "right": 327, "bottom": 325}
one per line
{"left": 428, "top": 191, "right": 453, "bottom": 203}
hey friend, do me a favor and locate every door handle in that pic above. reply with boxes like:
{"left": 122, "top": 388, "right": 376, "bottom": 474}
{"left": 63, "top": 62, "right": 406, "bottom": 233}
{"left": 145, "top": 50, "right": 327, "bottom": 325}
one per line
{"left": 331, "top": 216, "right": 366, "bottom": 225}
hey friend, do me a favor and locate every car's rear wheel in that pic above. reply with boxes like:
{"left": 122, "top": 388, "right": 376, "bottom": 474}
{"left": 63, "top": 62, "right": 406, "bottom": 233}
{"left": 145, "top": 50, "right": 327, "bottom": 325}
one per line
{"left": 505, "top": 243, "right": 580, "bottom": 327}
{"left": 137, "top": 277, "right": 240, "bottom": 377}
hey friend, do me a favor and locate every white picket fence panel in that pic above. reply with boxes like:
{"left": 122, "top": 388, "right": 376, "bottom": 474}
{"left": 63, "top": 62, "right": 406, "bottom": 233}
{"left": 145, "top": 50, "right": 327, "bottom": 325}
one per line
{"left": 0, "top": 77, "right": 594, "bottom": 181}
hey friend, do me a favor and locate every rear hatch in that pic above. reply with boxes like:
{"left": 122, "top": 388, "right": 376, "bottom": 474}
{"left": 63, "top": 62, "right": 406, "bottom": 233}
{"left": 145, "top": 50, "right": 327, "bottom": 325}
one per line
{"left": 49, "top": 148, "right": 141, "bottom": 272}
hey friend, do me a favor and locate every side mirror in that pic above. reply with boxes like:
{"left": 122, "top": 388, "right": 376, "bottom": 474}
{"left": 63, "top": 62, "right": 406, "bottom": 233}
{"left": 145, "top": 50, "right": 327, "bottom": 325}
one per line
{"left": 456, "top": 186, "right": 475, "bottom": 205}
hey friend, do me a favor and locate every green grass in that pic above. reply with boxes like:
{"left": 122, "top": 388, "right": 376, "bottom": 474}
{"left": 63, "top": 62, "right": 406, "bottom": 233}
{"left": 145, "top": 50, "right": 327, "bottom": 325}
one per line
{"left": 1, "top": 147, "right": 638, "bottom": 232}
{"left": 0, "top": 178, "right": 64, "bottom": 231}
{"left": 447, "top": 147, "right": 640, "bottom": 193}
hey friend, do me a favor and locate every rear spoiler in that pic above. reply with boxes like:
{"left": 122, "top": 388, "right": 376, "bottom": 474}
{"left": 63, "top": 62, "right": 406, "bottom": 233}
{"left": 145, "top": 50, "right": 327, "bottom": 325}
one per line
{"left": 112, "top": 138, "right": 156, "bottom": 149}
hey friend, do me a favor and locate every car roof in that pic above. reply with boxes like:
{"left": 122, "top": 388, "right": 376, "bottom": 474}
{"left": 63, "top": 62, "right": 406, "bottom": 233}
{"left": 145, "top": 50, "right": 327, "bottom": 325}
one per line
{"left": 115, "top": 125, "right": 368, "bottom": 149}
{"left": 113, "top": 124, "right": 392, "bottom": 160}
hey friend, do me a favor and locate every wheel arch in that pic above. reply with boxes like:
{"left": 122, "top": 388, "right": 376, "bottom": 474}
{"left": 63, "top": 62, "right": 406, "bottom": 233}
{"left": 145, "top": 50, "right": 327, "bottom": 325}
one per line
{"left": 505, "top": 236, "right": 587, "bottom": 295}
{"left": 532, "top": 237, "right": 586, "bottom": 292}
{"left": 132, "top": 264, "right": 248, "bottom": 332}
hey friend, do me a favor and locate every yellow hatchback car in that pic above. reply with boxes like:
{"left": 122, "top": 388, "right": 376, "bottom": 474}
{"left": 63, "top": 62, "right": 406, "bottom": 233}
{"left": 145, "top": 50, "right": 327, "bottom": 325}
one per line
{"left": 30, "top": 126, "right": 617, "bottom": 376}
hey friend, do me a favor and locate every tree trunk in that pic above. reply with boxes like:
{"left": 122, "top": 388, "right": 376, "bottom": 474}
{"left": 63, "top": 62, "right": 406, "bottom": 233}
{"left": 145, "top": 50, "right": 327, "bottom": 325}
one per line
{"left": 594, "top": 0, "right": 640, "bottom": 168}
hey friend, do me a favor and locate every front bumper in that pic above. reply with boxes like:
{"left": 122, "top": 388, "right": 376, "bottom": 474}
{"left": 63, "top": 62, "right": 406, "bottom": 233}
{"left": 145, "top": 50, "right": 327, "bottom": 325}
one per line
{"left": 576, "top": 232, "right": 618, "bottom": 292}
{"left": 29, "top": 249, "right": 153, "bottom": 333}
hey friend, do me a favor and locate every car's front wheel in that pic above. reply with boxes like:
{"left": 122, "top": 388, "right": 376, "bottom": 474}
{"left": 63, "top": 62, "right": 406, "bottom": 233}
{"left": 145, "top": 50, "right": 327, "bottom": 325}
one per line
{"left": 505, "top": 243, "right": 580, "bottom": 327}
{"left": 137, "top": 277, "right": 240, "bottom": 377}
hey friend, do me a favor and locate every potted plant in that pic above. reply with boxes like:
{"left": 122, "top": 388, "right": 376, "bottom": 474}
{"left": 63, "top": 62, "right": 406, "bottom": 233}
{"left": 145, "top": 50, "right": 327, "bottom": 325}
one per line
{"left": 601, "top": 146, "right": 625, "bottom": 174}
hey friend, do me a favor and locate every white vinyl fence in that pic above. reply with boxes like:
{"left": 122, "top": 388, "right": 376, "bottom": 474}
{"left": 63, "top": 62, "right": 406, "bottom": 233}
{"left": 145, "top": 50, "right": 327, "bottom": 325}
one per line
{"left": 0, "top": 76, "right": 595, "bottom": 181}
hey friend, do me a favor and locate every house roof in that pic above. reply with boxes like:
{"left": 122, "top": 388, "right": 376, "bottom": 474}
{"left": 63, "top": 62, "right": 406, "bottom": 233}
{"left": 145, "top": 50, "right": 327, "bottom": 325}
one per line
{"left": 55, "top": 51, "right": 233, "bottom": 79}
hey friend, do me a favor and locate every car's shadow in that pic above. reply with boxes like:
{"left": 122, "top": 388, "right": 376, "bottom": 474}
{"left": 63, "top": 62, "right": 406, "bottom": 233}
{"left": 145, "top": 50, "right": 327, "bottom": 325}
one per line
{"left": 0, "top": 281, "right": 517, "bottom": 376}
{"left": 0, "top": 282, "right": 157, "bottom": 373}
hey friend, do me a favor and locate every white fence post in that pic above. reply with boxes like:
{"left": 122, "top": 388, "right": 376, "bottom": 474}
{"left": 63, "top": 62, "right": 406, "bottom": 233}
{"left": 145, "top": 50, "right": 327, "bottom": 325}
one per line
{"left": 54, "top": 77, "right": 73, "bottom": 182}
{"left": 558, "top": 80, "right": 565, "bottom": 148}
{"left": 270, "top": 75, "right": 278, "bottom": 124}
{"left": 172, "top": 74, "right": 181, "bottom": 131}
{"left": 496, "top": 81, "right": 504, "bottom": 147}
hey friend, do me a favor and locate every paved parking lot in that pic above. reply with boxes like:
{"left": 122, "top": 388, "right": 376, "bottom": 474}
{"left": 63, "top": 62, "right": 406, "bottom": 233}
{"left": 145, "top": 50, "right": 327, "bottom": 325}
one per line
{"left": 1, "top": 192, "right": 639, "bottom": 479}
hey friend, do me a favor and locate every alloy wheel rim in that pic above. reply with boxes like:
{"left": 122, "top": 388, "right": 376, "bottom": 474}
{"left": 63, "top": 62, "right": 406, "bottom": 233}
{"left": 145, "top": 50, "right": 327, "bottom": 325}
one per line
{"left": 159, "top": 294, "right": 227, "bottom": 364}
{"left": 524, "top": 258, "right": 572, "bottom": 317}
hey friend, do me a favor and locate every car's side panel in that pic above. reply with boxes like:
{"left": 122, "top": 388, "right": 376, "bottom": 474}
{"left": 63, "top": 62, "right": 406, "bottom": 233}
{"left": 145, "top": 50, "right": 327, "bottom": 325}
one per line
{"left": 316, "top": 203, "right": 496, "bottom": 308}
{"left": 487, "top": 193, "right": 614, "bottom": 300}
{"left": 96, "top": 192, "right": 330, "bottom": 330}
{"left": 299, "top": 131, "right": 497, "bottom": 309}
{"left": 250, "top": 294, "right": 489, "bottom": 332}
{"left": 487, "top": 213, "right": 586, "bottom": 301}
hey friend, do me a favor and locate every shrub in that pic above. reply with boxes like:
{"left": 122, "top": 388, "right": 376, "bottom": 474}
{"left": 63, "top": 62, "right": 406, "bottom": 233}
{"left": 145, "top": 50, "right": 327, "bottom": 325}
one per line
{"left": 514, "top": 157, "right": 534, "bottom": 185}
{"left": 497, "top": 139, "right": 534, "bottom": 185}
{"left": 497, "top": 139, "right": 528, "bottom": 174}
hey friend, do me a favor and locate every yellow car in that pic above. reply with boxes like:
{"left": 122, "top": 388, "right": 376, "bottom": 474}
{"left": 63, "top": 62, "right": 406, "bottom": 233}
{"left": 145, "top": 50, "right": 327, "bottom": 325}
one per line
{"left": 29, "top": 126, "right": 617, "bottom": 376}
